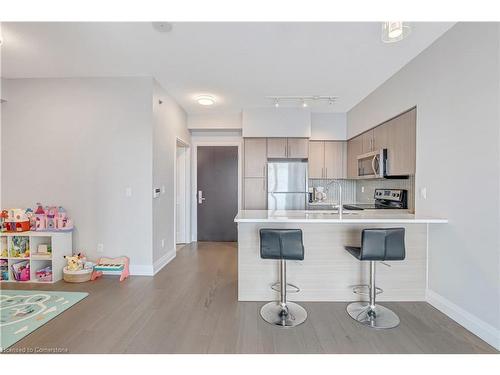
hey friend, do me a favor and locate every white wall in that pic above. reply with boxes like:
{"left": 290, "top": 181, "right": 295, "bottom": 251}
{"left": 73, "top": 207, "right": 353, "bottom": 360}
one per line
{"left": 1, "top": 77, "right": 154, "bottom": 268}
{"left": 310, "top": 112, "right": 347, "bottom": 140}
{"left": 242, "top": 108, "right": 311, "bottom": 137}
{"left": 188, "top": 112, "right": 242, "bottom": 130}
{"left": 348, "top": 23, "right": 500, "bottom": 348}
{"left": 152, "top": 80, "right": 190, "bottom": 269}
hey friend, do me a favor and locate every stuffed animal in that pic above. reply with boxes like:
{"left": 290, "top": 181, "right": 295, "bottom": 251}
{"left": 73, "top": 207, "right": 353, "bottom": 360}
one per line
{"left": 64, "top": 255, "right": 82, "bottom": 271}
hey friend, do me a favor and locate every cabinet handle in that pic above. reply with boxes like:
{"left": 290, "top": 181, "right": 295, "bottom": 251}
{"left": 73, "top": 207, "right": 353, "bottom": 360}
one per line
{"left": 325, "top": 167, "right": 328, "bottom": 178}
{"left": 263, "top": 165, "right": 266, "bottom": 177}
{"left": 287, "top": 142, "right": 290, "bottom": 158}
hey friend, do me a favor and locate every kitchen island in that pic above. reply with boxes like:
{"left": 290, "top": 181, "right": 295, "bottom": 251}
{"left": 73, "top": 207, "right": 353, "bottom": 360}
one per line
{"left": 234, "top": 210, "right": 447, "bottom": 302}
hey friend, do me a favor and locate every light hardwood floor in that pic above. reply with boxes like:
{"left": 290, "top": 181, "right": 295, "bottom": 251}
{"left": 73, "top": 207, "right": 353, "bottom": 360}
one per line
{"left": 1, "top": 242, "right": 497, "bottom": 354}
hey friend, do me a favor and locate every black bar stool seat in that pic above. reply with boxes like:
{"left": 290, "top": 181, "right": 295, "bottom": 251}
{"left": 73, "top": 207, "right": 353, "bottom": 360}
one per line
{"left": 345, "top": 228, "right": 406, "bottom": 329}
{"left": 259, "top": 229, "right": 307, "bottom": 327}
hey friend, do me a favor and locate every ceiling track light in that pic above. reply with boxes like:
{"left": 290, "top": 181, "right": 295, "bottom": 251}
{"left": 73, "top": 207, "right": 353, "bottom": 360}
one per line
{"left": 382, "top": 22, "right": 411, "bottom": 43}
{"left": 267, "top": 96, "right": 338, "bottom": 108}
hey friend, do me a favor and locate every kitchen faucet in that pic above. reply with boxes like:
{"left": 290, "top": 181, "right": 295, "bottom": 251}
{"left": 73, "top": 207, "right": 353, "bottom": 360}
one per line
{"left": 325, "top": 179, "right": 343, "bottom": 219}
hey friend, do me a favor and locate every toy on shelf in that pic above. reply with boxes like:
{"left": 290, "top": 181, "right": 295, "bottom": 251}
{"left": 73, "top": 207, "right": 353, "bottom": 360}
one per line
{"left": 92, "top": 256, "right": 130, "bottom": 282}
{"left": 35, "top": 265, "right": 53, "bottom": 282}
{"left": 0, "top": 259, "right": 8, "bottom": 280}
{"left": 33, "top": 203, "right": 73, "bottom": 232}
{"left": 1, "top": 237, "right": 7, "bottom": 257}
{"left": 11, "top": 260, "right": 30, "bottom": 281}
{"left": 2, "top": 209, "right": 31, "bottom": 232}
{"left": 10, "top": 236, "right": 30, "bottom": 258}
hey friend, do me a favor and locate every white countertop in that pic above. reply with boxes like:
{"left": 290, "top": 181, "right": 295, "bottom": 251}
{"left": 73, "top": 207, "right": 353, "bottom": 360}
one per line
{"left": 234, "top": 210, "right": 448, "bottom": 224}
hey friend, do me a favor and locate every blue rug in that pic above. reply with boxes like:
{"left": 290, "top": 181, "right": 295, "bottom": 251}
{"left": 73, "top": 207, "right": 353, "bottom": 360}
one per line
{"left": 0, "top": 290, "right": 88, "bottom": 351}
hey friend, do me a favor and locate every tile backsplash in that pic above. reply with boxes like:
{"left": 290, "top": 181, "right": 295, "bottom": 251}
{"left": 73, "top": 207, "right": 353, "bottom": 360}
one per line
{"left": 355, "top": 175, "right": 415, "bottom": 212}
{"left": 308, "top": 175, "right": 415, "bottom": 212}
{"left": 308, "top": 179, "right": 357, "bottom": 205}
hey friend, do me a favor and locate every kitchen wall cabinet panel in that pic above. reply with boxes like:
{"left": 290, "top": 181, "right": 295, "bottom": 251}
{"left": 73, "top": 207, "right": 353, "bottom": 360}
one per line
{"left": 266, "top": 138, "right": 287, "bottom": 158}
{"left": 244, "top": 178, "right": 267, "bottom": 209}
{"left": 309, "top": 140, "right": 346, "bottom": 179}
{"left": 347, "top": 135, "right": 363, "bottom": 178}
{"left": 384, "top": 108, "right": 416, "bottom": 175}
{"left": 244, "top": 138, "right": 267, "bottom": 178}
{"left": 324, "top": 141, "right": 346, "bottom": 179}
{"left": 308, "top": 141, "right": 325, "bottom": 179}
{"left": 267, "top": 137, "right": 309, "bottom": 159}
{"left": 361, "top": 130, "right": 374, "bottom": 153}
{"left": 287, "top": 138, "right": 309, "bottom": 159}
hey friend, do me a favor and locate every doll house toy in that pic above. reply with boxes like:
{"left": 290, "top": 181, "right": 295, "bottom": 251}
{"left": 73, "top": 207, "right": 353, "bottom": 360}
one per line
{"left": 33, "top": 203, "right": 73, "bottom": 232}
{"left": 3, "top": 209, "right": 31, "bottom": 232}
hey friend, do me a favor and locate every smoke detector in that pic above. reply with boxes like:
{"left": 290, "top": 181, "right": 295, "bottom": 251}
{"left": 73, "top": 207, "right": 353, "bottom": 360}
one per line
{"left": 152, "top": 22, "right": 173, "bottom": 33}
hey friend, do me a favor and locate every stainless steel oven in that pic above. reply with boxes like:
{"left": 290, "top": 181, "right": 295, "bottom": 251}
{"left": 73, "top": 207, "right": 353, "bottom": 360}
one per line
{"left": 356, "top": 149, "right": 387, "bottom": 179}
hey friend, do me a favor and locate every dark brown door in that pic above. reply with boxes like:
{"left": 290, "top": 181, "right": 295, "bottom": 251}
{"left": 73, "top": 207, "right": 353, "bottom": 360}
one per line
{"left": 197, "top": 146, "right": 238, "bottom": 241}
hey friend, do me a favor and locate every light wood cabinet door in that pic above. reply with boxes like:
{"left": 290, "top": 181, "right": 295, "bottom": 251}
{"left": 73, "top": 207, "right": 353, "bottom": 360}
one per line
{"left": 244, "top": 178, "right": 267, "bottom": 209}
{"left": 267, "top": 138, "right": 287, "bottom": 158}
{"left": 287, "top": 138, "right": 309, "bottom": 159}
{"left": 244, "top": 138, "right": 267, "bottom": 177}
{"left": 308, "top": 141, "right": 325, "bottom": 179}
{"left": 361, "top": 130, "right": 374, "bottom": 153}
{"left": 386, "top": 108, "right": 416, "bottom": 175}
{"left": 324, "top": 141, "right": 346, "bottom": 179}
{"left": 347, "top": 135, "right": 363, "bottom": 178}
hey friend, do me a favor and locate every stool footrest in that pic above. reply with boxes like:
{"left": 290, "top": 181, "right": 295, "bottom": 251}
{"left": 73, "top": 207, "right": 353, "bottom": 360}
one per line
{"left": 352, "top": 284, "right": 383, "bottom": 296}
{"left": 271, "top": 282, "right": 300, "bottom": 293}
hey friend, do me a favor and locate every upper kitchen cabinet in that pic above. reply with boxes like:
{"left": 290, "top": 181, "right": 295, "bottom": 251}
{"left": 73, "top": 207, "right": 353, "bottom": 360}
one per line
{"left": 267, "top": 138, "right": 309, "bottom": 159}
{"left": 347, "top": 135, "right": 363, "bottom": 178}
{"left": 375, "top": 108, "right": 416, "bottom": 176}
{"left": 267, "top": 138, "right": 288, "bottom": 158}
{"left": 346, "top": 108, "right": 417, "bottom": 178}
{"left": 308, "top": 141, "right": 325, "bottom": 178}
{"left": 324, "top": 141, "right": 346, "bottom": 179}
{"left": 360, "top": 129, "right": 375, "bottom": 153}
{"left": 244, "top": 138, "right": 267, "bottom": 178}
{"left": 309, "top": 140, "right": 346, "bottom": 179}
{"left": 287, "top": 138, "right": 309, "bottom": 158}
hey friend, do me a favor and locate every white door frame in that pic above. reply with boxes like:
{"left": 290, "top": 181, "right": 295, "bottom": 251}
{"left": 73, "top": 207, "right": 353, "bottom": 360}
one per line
{"left": 191, "top": 140, "right": 242, "bottom": 242}
{"left": 174, "top": 137, "right": 191, "bottom": 247}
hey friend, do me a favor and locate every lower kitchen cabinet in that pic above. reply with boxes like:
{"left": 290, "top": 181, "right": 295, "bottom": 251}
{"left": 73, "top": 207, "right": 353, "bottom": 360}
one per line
{"left": 244, "top": 177, "right": 267, "bottom": 209}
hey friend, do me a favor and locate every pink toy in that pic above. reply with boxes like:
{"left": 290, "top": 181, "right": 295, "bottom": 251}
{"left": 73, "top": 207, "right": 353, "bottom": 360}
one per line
{"left": 32, "top": 203, "right": 73, "bottom": 232}
{"left": 91, "top": 256, "right": 130, "bottom": 282}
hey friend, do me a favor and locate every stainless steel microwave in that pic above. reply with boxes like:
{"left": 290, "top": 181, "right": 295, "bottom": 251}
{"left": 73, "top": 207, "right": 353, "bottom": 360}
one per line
{"left": 356, "top": 149, "right": 387, "bottom": 179}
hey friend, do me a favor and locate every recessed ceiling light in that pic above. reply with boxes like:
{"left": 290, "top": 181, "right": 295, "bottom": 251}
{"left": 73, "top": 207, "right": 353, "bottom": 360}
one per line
{"left": 152, "top": 22, "right": 173, "bottom": 33}
{"left": 382, "top": 22, "right": 411, "bottom": 43}
{"left": 195, "top": 95, "right": 216, "bottom": 106}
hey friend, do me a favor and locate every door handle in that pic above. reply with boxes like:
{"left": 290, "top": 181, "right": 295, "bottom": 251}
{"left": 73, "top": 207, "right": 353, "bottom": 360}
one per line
{"left": 198, "top": 190, "right": 206, "bottom": 204}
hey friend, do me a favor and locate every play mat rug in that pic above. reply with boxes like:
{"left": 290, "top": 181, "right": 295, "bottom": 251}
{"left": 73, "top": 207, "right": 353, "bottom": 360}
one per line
{"left": 0, "top": 290, "right": 88, "bottom": 352}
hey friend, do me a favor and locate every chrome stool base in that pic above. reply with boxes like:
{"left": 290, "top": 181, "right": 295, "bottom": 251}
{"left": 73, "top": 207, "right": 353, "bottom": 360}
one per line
{"left": 346, "top": 301, "right": 400, "bottom": 329}
{"left": 260, "top": 301, "right": 308, "bottom": 327}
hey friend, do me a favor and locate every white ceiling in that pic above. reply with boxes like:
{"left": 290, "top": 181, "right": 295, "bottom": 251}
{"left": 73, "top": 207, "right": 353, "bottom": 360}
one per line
{"left": 1, "top": 22, "right": 454, "bottom": 114}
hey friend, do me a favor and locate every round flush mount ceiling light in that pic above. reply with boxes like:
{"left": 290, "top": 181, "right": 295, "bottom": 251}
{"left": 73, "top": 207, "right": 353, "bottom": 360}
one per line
{"left": 381, "top": 22, "right": 411, "bottom": 43}
{"left": 152, "top": 22, "right": 173, "bottom": 33}
{"left": 195, "top": 95, "right": 216, "bottom": 106}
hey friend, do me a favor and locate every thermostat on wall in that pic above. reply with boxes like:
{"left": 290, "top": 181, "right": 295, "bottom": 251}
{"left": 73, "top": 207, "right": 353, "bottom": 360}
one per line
{"left": 153, "top": 188, "right": 161, "bottom": 198}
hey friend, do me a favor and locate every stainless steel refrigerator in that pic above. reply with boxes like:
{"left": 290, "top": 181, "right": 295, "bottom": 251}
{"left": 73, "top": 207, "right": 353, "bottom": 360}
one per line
{"left": 267, "top": 161, "right": 308, "bottom": 210}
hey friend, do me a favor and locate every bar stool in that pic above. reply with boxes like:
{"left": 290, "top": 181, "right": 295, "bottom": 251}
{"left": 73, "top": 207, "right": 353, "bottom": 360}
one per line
{"left": 345, "top": 228, "right": 405, "bottom": 329}
{"left": 259, "top": 228, "right": 307, "bottom": 327}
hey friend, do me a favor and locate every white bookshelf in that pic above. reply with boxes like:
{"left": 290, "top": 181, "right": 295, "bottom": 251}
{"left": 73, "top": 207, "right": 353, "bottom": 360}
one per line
{"left": 0, "top": 231, "right": 72, "bottom": 283}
